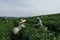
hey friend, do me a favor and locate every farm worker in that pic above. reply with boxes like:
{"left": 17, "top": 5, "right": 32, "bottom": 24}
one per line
{"left": 36, "top": 17, "right": 43, "bottom": 27}
{"left": 13, "top": 19, "right": 26, "bottom": 35}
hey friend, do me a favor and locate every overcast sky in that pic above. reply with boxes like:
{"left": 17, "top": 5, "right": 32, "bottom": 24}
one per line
{"left": 0, "top": 0, "right": 60, "bottom": 17}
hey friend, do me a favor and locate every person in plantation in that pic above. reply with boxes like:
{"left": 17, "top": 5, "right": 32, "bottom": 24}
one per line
{"left": 36, "top": 17, "right": 43, "bottom": 27}
{"left": 13, "top": 19, "right": 26, "bottom": 35}
{"left": 34, "top": 17, "right": 43, "bottom": 28}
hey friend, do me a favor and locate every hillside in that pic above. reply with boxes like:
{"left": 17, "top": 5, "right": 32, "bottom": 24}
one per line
{"left": 0, "top": 13, "right": 60, "bottom": 40}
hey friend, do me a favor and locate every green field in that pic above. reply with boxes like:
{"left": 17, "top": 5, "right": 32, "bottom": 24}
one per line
{"left": 0, "top": 14, "right": 60, "bottom": 40}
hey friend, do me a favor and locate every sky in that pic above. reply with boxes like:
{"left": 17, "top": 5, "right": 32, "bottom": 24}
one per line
{"left": 0, "top": 0, "right": 60, "bottom": 17}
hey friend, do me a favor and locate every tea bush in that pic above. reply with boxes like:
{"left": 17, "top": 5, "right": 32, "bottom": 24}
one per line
{"left": 0, "top": 14, "right": 60, "bottom": 40}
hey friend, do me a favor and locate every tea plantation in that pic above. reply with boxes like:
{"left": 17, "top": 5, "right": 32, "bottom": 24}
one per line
{"left": 0, "top": 14, "right": 60, "bottom": 40}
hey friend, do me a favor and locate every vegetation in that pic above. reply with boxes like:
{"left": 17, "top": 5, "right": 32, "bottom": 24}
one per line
{"left": 0, "top": 13, "right": 60, "bottom": 40}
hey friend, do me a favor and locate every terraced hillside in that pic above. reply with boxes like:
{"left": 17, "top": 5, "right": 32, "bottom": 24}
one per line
{"left": 0, "top": 13, "right": 60, "bottom": 40}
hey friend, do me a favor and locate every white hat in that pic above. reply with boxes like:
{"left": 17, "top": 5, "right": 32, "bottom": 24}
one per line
{"left": 20, "top": 19, "right": 26, "bottom": 23}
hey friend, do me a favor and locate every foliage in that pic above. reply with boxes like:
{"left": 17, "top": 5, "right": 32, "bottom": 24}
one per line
{"left": 0, "top": 14, "right": 60, "bottom": 40}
